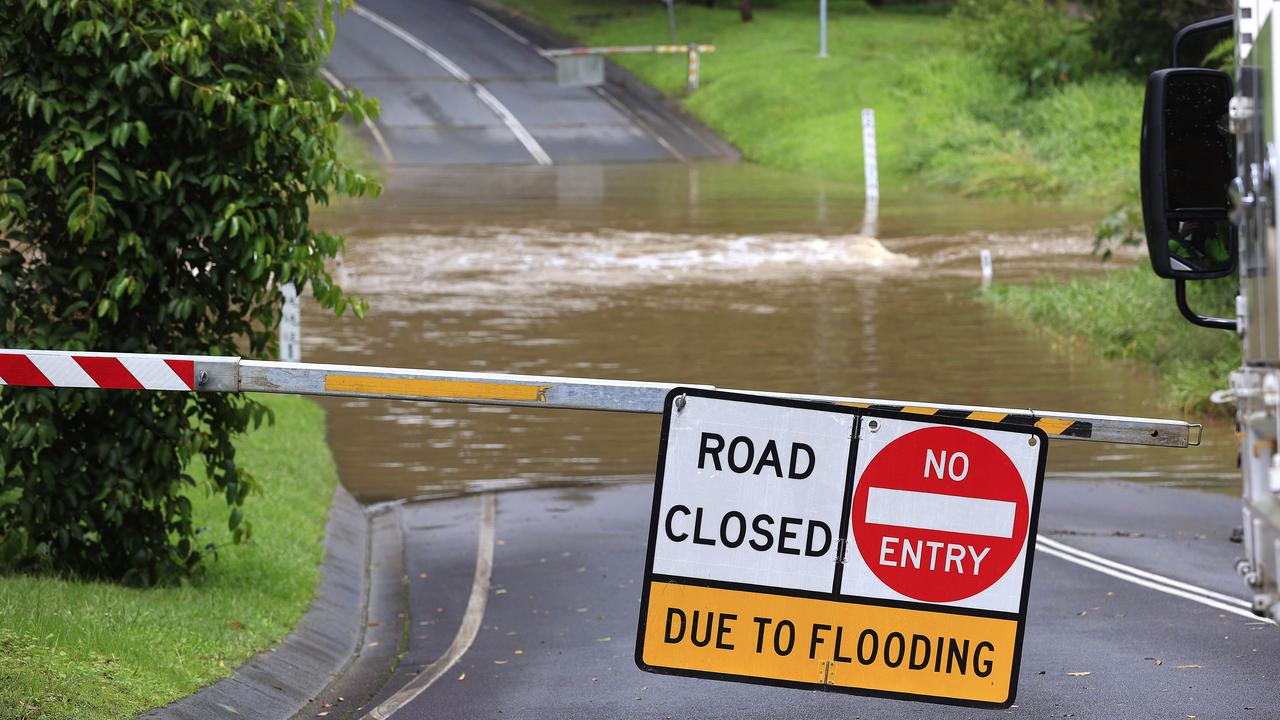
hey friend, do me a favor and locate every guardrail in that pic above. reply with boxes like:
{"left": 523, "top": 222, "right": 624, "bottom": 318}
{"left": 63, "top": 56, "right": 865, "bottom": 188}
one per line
{"left": 0, "top": 349, "right": 1201, "bottom": 448}
{"left": 540, "top": 44, "right": 716, "bottom": 92}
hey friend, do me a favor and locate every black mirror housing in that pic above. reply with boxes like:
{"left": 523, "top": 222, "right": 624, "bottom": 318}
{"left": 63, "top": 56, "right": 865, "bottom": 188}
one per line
{"left": 1140, "top": 68, "right": 1237, "bottom": 280}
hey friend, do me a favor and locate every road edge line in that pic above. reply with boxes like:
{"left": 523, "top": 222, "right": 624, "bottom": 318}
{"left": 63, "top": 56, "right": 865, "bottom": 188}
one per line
{"left": 1038, "top": 535, "right": 1251, "bottom": 608}
{"left": 363, "top": 492, "right": 498, "bottom": 719}
{"left": 351, "top": 3, "right": 552, "bottom": 166}
{"left": 1036, "top": 542, "right": 1270, "bottom": 623}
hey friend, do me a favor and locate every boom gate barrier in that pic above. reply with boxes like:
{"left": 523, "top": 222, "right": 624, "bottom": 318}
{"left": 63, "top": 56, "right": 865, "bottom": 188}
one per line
{"left": 0, "top": 349, "right": 1199, "bottom": 448}
{"left": 0, "top": 347, "right": 1205, "bottom": 707}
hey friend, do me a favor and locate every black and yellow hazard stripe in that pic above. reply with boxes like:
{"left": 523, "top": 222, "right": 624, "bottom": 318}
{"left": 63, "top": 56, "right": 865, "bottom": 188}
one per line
{"left": 838, "top": 402, "right": 1092, "bottom": 440}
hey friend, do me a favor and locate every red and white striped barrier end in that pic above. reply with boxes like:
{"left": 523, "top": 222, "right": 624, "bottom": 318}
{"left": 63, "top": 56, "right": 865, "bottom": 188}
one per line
{"left": 0, "top": 350, "right": 197, "bottom": 391}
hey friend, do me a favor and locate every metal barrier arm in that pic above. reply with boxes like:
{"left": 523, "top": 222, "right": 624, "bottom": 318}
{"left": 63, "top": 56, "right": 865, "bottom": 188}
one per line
{"left": 540, "top": 44, "right": 716, "bottom": 57}
{"left": 0, "top": 349, "right": 1200, "bottom": 448}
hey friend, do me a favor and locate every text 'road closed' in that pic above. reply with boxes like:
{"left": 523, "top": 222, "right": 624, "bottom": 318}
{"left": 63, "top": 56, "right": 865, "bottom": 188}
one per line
{"left": 639, "top": 582, "right": 1019, "bottom": 705}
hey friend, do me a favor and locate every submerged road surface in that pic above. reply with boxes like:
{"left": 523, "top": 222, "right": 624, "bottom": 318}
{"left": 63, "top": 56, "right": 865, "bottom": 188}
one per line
{"left": 326, "top": 0, "right": 736, "bottom": 166}
{"left": 306, "top": 479, "right": 1280, "bottom": 719}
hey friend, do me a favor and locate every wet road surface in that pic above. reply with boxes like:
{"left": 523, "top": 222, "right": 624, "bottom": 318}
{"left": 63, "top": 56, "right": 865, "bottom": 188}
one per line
{"left": 326, "top": 0, "right": 735, "bottom": 165}
{"left": 307, "top": 480, "right": 1275, "bottom": 719}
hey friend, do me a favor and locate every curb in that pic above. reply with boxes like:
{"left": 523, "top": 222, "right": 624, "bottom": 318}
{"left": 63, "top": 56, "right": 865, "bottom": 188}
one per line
{"left": 144, "top": 484, "right": 394, "bottom": 720}
{"left": 465, "top": 0, "right": 743, "bottom": 163}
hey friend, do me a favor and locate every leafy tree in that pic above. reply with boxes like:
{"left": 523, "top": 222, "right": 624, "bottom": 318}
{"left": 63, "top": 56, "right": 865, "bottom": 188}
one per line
{"left": 0, "top": 0, "right": 378, "bottom": 584}
{"left": 954, "top": 0, "right": 1096, "bottom": 94}
{"left": 1086, "top": 0, "right": 1232, "bottom": 76}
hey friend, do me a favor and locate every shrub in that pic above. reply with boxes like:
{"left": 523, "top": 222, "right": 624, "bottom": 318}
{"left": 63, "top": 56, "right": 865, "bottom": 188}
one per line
{"left": 0, "top": 0, "right": 377, "bottom": 584}
{"left": 1086, "top": 0, "right": 1232, "bottom": 77}
{"left": 953, "top": 0, "right": 1095, "bottom": 94}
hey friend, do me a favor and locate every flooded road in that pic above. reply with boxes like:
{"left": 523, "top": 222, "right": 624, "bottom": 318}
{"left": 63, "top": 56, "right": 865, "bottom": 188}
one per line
{"left": 311, "top": 163, "right": 1236, "bottom": 503}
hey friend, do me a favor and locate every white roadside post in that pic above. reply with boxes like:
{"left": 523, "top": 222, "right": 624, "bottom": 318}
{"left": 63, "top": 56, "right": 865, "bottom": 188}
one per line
{"left": 818, "top": 0, "right": 829, "bottom": 58}
{"left": 279, "top": 283, "right": 301, "bottom": 363}
{"left": 980, "top": 249, "right": 994, "bottom": 288}
{"left": 861, "top": 108, "right": 879, "bottom": 237}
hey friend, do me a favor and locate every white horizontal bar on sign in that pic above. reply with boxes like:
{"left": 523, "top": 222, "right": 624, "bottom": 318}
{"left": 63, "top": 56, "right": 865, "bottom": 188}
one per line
{"left": 864, "top": 488, "right": 1017, "bottom": 538}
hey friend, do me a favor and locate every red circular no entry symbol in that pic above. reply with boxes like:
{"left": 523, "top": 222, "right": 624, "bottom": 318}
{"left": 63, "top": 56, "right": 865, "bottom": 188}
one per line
{"left": 852, "top": 426, "right": 1029, "bottom": 603}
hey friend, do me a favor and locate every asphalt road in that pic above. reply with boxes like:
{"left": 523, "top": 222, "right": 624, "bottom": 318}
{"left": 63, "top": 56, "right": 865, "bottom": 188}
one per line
{"left": 302, "top": 478, "right": 1280, "bottom": 719}
{"left": 308, "top": 3, "right": 1280, "bottom": 717}
{"left": 326, "top": 0, "right": 736, "bottom": 166}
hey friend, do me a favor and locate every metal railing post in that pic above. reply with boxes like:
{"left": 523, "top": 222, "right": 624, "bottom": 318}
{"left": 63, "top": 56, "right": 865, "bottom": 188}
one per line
{"left": 687, "top": 44, "right": 700, "bottom": 92}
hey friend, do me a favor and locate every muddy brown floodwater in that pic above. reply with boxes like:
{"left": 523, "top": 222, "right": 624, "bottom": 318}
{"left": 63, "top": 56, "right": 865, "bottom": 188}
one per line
{"left": 309, "top": 163, "right": 1237, "bottom": 503}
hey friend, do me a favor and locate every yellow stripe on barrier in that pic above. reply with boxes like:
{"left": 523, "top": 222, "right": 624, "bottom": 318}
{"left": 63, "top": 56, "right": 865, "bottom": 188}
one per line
{"left": 967, "top": 411, "right": 1009, "bottom": 423}
{"left": 901, "top": 406, "right": 940, "bottom": 415}
{"left": 837, "top": 402, "right": 872, "bottom": 408}
{"left": 1035, "top": 417, "right": 1074, "bottom": 435}
{"left": 325, "top": 375, "right": 550, "bottom": 403}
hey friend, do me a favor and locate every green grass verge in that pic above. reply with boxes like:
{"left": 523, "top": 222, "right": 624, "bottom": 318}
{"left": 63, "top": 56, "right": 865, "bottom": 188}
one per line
{"left": 0, "top": 394, "right": 338, "bottom": 720}
{"left": 986, "top": 267, "right": 1240, "bottom": 415}
{"left": 499, "top": 0, "right": 1141, "bottom": 204}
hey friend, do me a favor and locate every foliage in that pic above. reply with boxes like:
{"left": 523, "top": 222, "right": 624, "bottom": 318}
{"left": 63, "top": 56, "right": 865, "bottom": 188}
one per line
{"left": 500, "top": 0, "right": 1140, "bottom": 203}
{"left": 953, "top": 0, "right": 1095, "bottom": 95}
{"left": 0, "top": 395, "right": 337, "bottom": 719}
{"left": 1093, "top": 188, "right": 1144, "bottom": 260}
{"left": 988, "top": 267, "right": 1239, "bottom": 415}
{"left": 1085, "top": 0, "right": 1233, "bottom": 77}
{"left": 900, "top": 50, "right": 1142, "bottom": 201}
{"left": 0, "top": 0, "right": 378, "bottom": 584}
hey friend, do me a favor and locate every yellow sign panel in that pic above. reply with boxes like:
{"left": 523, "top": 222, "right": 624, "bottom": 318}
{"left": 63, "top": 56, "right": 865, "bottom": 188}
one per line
{"left": 639, "top": 581, "right": 1019, "bottom": 706}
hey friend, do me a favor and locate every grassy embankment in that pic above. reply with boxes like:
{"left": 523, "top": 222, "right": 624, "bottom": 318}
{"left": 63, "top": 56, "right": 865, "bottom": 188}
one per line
{"left": 0, "top": 395, "right": 339, "bottom": 720}
{"left": 499, "top": 0, "right": 1238, "bottom": 413}
{"left": 501, "top": 0, "right": 1140, "bottom": 204}
{"left": 990, "top": 272, "right": 1237, "bottom": 414}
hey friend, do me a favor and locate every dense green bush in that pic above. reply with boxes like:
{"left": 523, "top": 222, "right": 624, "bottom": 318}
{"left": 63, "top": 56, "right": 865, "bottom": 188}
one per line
{"left": 954, "top": 0, "right": 1095, "bottom": 94}
{"left": 0, "top": 0, "right": 377, "bottom": 584}
{"left": 1086, "top": 0, "right": 1232, "bottom": 76}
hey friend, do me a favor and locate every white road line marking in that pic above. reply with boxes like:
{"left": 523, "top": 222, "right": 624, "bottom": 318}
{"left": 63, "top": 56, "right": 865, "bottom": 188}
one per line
{"left": 351, "top": 4, "right": 552, "bottom": 166}
{"left": 364, "top": 493, "right": 496, "bottom": 720}
{"left": 1038, "top": 535, "right": 1252, "bottom": 608}
{"left": 467, "top": 7, "right": 538, "bottom": 50}
{"left": 589, "top": 86, "right": 688, "bottom": 163}
{"left": 866, "top": 488, "right": 1017, "bottom": 538}
{"left": 1036, "top": 536, "right": 1270, "bottom": 623}
{"left": 319, "top": 67, "right": 396, "bottom": 164}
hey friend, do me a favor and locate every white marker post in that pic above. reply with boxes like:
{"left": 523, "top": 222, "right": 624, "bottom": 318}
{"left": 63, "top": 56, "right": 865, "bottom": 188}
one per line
{"left": 980, "top": 249, "right": 994, "bottom": 288}
{"left": 861, "top": 108, "right": 879, "bottom": 237}
{"left": 280, "top": 283, "right": 301, "bottom": 363}
{"left": 818, "top": 0, "right": 828, "bottom": 58}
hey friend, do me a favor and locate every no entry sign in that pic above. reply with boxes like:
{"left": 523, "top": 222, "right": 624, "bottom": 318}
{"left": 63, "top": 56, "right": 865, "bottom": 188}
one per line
{"left": 636, "top": 389, "right": 1046, "bottom": 708}
{"left": 850, "top": 425, "right": 1031, "bottom": 608}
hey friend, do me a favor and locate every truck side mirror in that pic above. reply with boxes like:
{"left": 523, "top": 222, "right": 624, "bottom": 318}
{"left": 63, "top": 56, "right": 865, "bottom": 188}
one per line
{"left": 1140, "top": 68, "right": 1236, "bottom": 280}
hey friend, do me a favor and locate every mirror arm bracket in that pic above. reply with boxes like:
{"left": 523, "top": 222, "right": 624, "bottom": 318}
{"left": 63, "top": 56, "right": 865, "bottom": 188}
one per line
{"left": 1172, "top": 15, "right": 1235, "bottom": 68}
{"left": 1176, "top": 278, "right": 1238, "bottom": 331}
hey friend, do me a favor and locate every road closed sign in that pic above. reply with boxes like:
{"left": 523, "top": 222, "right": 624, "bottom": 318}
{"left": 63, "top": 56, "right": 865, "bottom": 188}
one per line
{"left": 636, "top": 389, "right": 1046, "bottom": 708}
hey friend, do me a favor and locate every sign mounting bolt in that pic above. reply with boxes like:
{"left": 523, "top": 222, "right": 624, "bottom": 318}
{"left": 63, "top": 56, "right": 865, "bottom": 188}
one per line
{"left": 674, "top": 394, "right": 687, "bottom": 413}
{"left": 867, "top": 419, "right": 879, "bottom": 432}
{"left": 1028, "top": 436, "right": 1037, "bottom": 447}
{"left": 197, "top": 371, "right": 208, "bottom": 388}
